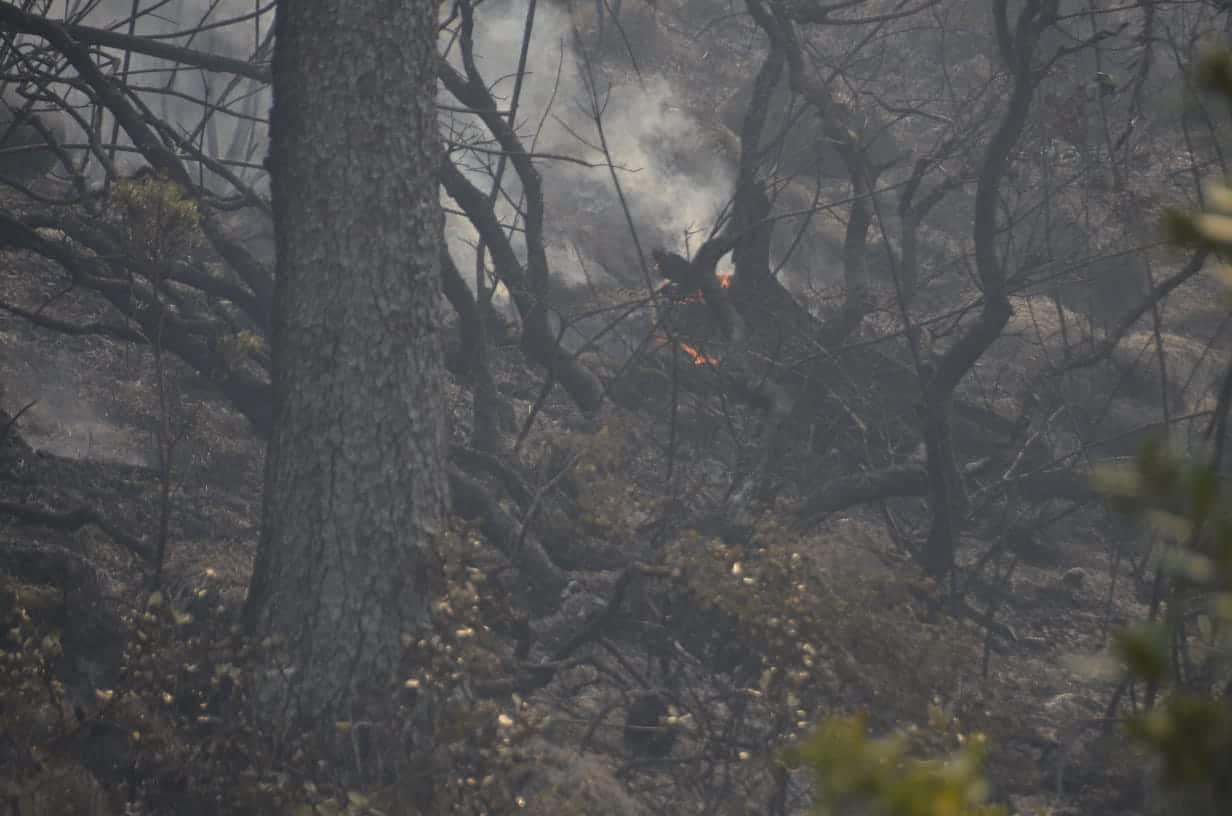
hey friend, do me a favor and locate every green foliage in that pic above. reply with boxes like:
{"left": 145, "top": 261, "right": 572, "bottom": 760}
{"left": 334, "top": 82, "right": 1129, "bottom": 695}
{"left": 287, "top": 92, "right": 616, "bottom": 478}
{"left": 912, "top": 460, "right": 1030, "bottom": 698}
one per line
{"left": 1097, "top": 51, "right": 1232, "bottom": 797}
{"left": 111, "top": 170, "right": 202, "bottom": 260}
{"left": 659, "top": 515, "right": 984, "bottom": 811}
{"left": 783, "top": 714, "right": 1004, "bottom": 816}
{"left": 0, "top": 524, "right": 559, "bottom": 814}
{"left": 1094, "top": 435, "right": 1232, "bottom": 801}
{"left": 565, "top": 416, "right": 656, "bottom": 539}
{"left": 794, "top": 47, "right": 1232, "bottom": 816}
{"left": 216, "top": 329, "right": 268, "bottom": 375}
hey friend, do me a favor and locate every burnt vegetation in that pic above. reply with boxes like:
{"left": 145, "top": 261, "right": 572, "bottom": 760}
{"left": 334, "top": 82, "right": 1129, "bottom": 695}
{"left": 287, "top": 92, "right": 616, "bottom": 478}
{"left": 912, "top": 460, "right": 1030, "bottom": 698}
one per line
{"left": 1, "top": 0, "right": 1231, "bottom": 814}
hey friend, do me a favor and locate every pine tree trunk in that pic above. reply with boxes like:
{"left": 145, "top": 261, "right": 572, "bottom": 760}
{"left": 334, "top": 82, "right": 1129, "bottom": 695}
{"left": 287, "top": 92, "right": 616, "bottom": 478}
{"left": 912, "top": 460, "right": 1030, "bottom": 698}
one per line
{"left": 245, "top": 0, "right": 447, "bottom": 742}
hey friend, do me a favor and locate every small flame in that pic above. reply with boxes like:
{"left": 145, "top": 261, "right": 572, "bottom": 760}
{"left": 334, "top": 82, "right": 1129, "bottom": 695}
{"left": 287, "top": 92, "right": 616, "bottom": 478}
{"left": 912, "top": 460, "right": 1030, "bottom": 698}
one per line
{"left": 717, "top": 273, "right": 732, "bottom": 289}
{"left": 653, "top": 335, "right": 720, "bottom": 366}
{"left": 678, "top": 341, "right": 720, "bottom": 367}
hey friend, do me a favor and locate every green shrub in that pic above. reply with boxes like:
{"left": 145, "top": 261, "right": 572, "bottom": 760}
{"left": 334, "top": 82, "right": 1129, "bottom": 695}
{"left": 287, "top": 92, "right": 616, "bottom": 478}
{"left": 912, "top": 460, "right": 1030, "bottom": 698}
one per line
{"left": 793, "top": 45, "right": 1232, "bottom": 816}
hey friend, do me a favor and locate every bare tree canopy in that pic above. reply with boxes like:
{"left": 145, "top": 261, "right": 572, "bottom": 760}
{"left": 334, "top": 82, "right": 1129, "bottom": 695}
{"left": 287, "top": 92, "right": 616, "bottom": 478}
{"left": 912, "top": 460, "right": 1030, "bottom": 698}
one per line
{"left": 2, "top": 0, "right": 1232, "bottom": 813}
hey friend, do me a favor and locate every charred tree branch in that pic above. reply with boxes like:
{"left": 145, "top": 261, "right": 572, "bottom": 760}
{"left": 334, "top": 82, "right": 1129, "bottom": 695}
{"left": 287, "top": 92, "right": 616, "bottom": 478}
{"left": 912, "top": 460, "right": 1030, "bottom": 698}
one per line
{"left": 0, "top": 298, "right": 147, "bottom": 344}
{"left": 0, "top": 499, "right": 154, "bottom": 561}
{"left": 1057, "top": 249, "right": 1208, "bottom": 374}
{"left": 0, "top": 211, "right": 274, "bottom": 435}
{"left": 0, "top": 4, "right": 274, "bottom": 327}
{"left": 439, "top": 158, "right": 603, "bottom": 414}
{"left": 914, "top": 0, "right": 1055, "bottom": 577}
{"left": 447, "top": 464, "right": 567, "bottom": 606}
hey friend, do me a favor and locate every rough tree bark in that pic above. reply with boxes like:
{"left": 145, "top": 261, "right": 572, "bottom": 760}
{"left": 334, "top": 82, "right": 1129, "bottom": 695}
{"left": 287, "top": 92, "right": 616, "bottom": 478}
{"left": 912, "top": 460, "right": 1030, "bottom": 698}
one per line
{"left": 243, "top": 0, "right": 448, "bottom": 743}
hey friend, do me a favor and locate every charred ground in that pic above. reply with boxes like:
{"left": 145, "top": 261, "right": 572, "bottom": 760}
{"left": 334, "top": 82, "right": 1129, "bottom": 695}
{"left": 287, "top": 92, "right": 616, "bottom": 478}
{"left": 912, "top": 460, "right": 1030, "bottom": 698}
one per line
{"left": 3, "top": 0, "right": 1231, "bottom": 814}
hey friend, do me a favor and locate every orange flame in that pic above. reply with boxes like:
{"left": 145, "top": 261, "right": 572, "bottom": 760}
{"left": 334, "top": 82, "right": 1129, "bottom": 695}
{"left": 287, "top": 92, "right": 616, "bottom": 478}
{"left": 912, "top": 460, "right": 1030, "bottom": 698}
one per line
{"left": 678, "top": 340, "right": 720, "bottom": 367}
{"left": 660, "top": 272, "right": 732, "bottom": 302}
{"left": 652, "top": 335, "right": 720, "bottom": 366}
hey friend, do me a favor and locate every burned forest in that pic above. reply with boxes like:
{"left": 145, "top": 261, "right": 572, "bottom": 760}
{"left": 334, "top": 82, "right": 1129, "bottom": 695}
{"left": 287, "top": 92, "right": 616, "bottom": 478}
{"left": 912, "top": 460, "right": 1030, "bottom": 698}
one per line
{"left": 2, "top": 0, "right": 1232, "bottom": 813}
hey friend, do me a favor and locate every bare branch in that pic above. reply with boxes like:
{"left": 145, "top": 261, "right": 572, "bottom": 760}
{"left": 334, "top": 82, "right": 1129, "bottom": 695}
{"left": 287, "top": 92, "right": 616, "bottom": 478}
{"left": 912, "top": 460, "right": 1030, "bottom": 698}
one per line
{"left": 0, "top": 499, "right": 154, "bottom": 561}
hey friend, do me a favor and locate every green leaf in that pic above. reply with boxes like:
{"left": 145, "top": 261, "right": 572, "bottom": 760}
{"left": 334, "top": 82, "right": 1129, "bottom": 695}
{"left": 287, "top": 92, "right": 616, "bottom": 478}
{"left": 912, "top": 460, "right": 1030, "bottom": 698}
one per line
{"left": 1162, "top": 208, "right": 1205, "bottom": 245}
{"left": 1196, "top": 213, "right": 1232, "bottom": 245}
{"left": 1135, "top": 433, "right": 1179, "bottom": 490}
{"left": 1198, "top": 47, "right": 1232, "bottom": 95}
{"left": 1141, "top": 509, "right": 1194, "bottom": 543}
{"left": 1090, "top": 464, "right": 1143, "bottom": 501}
{"left": 1213, "top": 593, "right": 1232, "bottom": 625}
{"left": 1114, "top": 625, "right": 1169, "bottom": 686}
{"left": 1205, "top": 181, "right": 1232, "bottom": 214}
{"left": 1213, "top": 264, "right": 1232, "bottom": 309}
{"left": 1159, "top": 547, "right": 1214, "bottom": 584}
{"left": 1188, "top": 465, "right": 1220, "bottom": 522}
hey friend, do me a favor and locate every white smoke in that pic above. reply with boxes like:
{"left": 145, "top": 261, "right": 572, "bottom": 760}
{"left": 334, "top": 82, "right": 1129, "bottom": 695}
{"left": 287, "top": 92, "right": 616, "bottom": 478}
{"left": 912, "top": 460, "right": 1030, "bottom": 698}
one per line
{"left": 39, "top": 1, "right": 272, "bottom": 190}
{"left": 441, "top": 0, "right": 734, "bottom": 287}
{"left": 29, "top": 1, "right": 732, "bottom": 288}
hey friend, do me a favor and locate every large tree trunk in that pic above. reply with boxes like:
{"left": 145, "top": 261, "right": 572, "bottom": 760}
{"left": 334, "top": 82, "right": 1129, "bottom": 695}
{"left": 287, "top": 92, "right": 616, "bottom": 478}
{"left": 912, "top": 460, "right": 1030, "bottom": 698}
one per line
{"left": 244, "top": 0, "right": 448, "bottom": 743}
